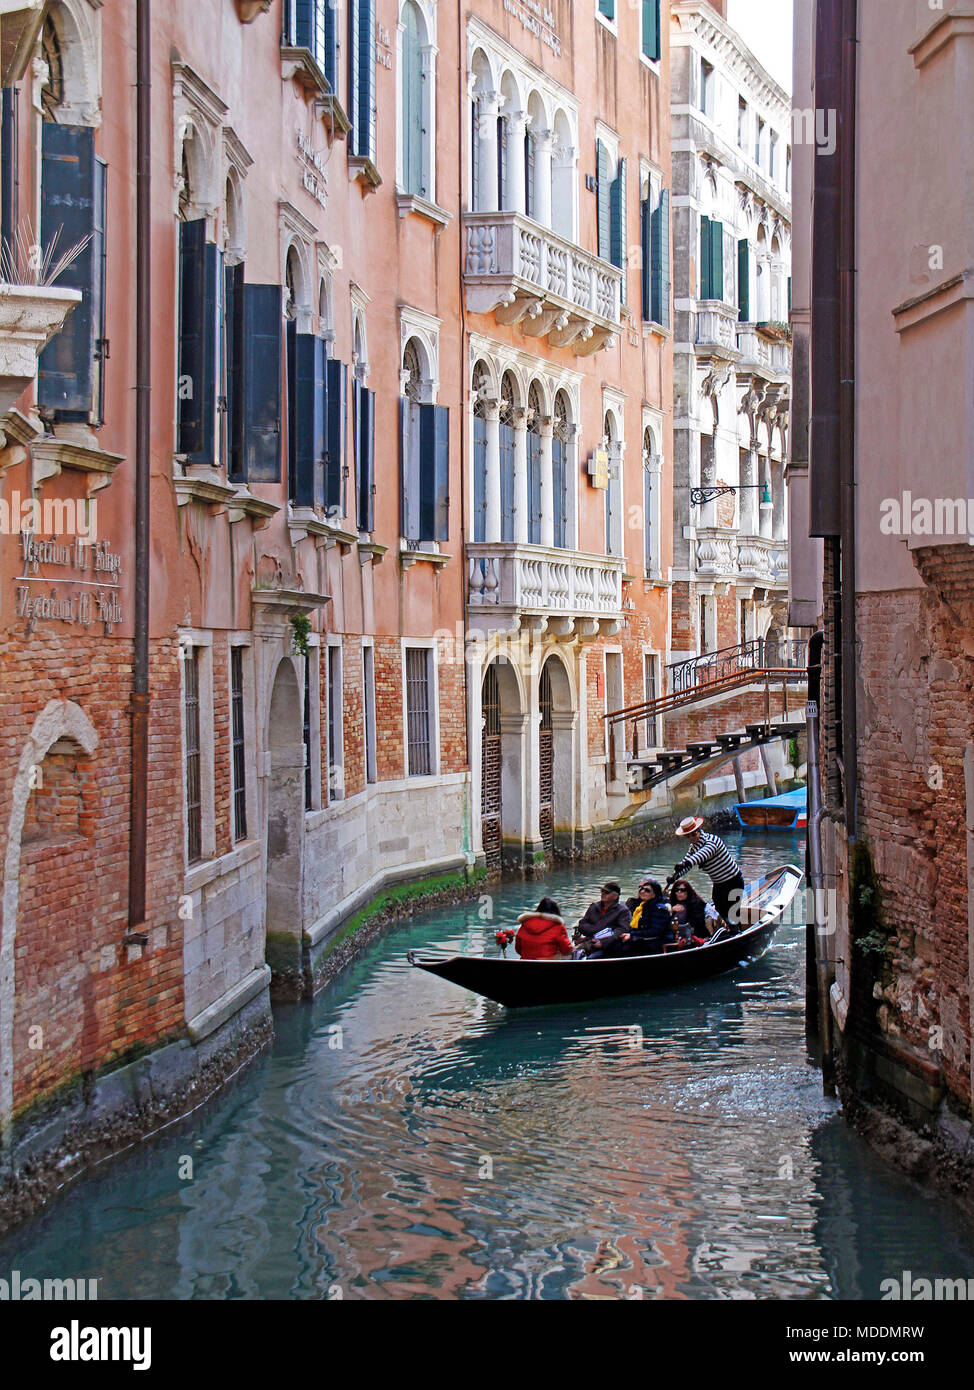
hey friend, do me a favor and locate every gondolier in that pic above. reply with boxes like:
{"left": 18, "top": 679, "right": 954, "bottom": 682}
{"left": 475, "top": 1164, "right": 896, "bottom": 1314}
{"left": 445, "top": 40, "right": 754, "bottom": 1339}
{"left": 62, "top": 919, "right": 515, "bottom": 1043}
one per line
{"left": 672, "top": 816, "right": 746, "bottom": 927}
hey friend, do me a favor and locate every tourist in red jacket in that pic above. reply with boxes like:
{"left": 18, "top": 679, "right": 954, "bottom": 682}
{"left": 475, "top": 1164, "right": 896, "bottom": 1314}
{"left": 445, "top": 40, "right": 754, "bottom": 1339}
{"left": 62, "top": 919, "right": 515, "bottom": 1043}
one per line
{"left": 515, "top": 898, "right": 573, "bottom": 960}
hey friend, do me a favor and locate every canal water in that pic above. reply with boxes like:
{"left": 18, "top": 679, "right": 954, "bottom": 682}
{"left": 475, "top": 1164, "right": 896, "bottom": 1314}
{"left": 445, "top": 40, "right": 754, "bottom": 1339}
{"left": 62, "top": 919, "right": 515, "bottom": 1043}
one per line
{"left": 4, "top": 831, "right": 974, "bottom": 1300}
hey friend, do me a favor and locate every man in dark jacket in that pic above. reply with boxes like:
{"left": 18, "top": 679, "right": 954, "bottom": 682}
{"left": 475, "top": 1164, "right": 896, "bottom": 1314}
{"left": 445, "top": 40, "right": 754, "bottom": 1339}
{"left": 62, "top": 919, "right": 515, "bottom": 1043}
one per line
{"left": 574, "top": 882, "right": 631, "bottom": 958}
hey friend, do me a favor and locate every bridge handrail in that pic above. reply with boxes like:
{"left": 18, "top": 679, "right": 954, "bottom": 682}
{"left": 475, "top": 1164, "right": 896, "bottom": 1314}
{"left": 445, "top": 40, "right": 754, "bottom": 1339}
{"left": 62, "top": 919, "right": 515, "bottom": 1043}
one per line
{"left": 667, "top": 638, "right": 808, "bottom": 694}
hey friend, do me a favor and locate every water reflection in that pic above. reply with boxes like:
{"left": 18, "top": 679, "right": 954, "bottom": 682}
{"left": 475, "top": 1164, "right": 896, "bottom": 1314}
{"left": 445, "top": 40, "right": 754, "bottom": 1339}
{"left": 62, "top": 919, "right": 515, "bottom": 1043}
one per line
{"left": 3, "top": 833, "right": 973, "bottom": 1299}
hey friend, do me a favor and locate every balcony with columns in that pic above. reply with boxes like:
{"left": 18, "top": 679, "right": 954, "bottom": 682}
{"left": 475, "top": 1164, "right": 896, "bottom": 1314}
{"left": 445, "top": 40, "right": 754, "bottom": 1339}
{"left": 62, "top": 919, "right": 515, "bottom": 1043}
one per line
{"left": 736, "top": 323, "right": 791, "bottom": 381}
{"left": 693, "top": 301, "right": 741, "bottom": 361}
{"left": 467, "top": 543, "right": 624, "bottom": 641}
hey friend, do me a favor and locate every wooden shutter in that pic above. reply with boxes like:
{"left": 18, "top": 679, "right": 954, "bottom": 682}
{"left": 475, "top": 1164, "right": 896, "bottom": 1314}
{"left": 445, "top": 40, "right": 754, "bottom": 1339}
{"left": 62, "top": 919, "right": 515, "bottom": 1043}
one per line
{"left": 738, "top": 239, "right": 750, "bottom": 322}
{"left": 497, "top": 114, "right": 508, "bottom": 210}
{"left": 324, "top": 357, "right": 346, "bottom": 515}
{"left": 499, "top": 418, "right": 515, "bottom": 542}
{"left": 525, "top": 129, "right": 535, "bottom": 218}
{"left": 642, "top": 0, "right": 660, "bottom": 60}
{"left": 293, "top": 333, "right": 326, "bottom": 507}
{"left": 399, "top": 394, "right": 410, "bottom": 537}
{"left": 711, "top": 218, "right": 724, "bottom": 301}
{"left": 470, "top": 100, "right": 480, "bottom": 211}
{"left": 38, "top": 123, "right": 98, "bottom": 420}
{"left": 356, "top": 384, "right": 375, "bottom": 531}
{"left": 403, "top": 2, "right": 422, "bottom": 195}
{"left": 419, "top": 403, "right": 449, "bottom": 542}
{"left": 528, "top": 426, "right": 542, "bottom": 545}
{"left": 473, "top": 413, "right": 487, "bottom": 542}
{"left": 611, "top": 155, "right": 627, "bottom": 303}
{"left": 242, "top": 284, "right": 282, "bottom": 482}
{"left": 700, "top": 215, "right": 712, "bottom": 299}
{"left": 90, "top": 159, "right": 108, "bottom": 427}
{"left": 640, "top": 195, "right": 651, "bottom": 321}
{"left": 351, "top": 0, "right": 376, "bottom": 160}
{"left": 552, "top": 436, "right": 567, "bottom": 548}
{"left": 176, "top": 218, "right": 217, "bottom": 461}
{"left": 322, "top": 0, "right": 338, "bottom": 94}
{"left": 1, "top": 87, "right": 19, "bottom": 255}
{"left": 347, "top": 0, "right": 359, "bottom": 153}
{"left": 225, "top": 262, "right": 245, "bottom": 479}
{"left": 658, "top": 188, "right": 670, "bottom": 328}
{"left": 597, "top": 139, "right": 611, "bottom": 262}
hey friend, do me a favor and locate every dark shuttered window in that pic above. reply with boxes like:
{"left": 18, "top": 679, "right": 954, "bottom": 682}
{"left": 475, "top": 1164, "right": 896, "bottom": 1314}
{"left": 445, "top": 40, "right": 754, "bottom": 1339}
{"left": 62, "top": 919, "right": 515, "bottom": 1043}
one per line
{"left": 1, "top": 87, "right": 19, "bottom": 255}
{"left": 184, "top": 648, "right": 202, "bottom": 865}
{"left": 405, "top": 647, "right": 433, "bottom": 777}
{"left": 286, "top": 0, "right": 338, "bottom": 94}
{"left": 596, "top": 139, "right": 611, "bottom": 262}
{"left": 610, "top": 155, "right": 627, "bottom": 304}
{"left": 401, "top": 1, "right": 423, "bottom": 195}
{"left": 700, "top": 215, "right": 724, "bottom": 301}
{"left": 177, "top": 217, "right": 218, "bottom": 460}
{"left": 651, "top": 186, "right": 670, "bottom": 327}
{"left": 242, "top": 284, "right": 282, "bottom": 482}
{"left": 527, "top": 422, "right": 542, "bottom": 546}
{"left": 738, "top": 238, "right": 750, "bottom": 321}
{"left": 231, "top": 646, "right": 247, "bottom": 842}
{"left": 401, "top": 401, "right": 450, "bottom": 543}
{"left": 224, "top": 262, "right": 245, "bottom": 478}
{"left": 324, "top": 357, "right": 347, "bottom": 517}
{"left": 348, "top": 0, "right": 376, "bottom": 161}
{"left": 473, "top": 410, "right": 487, "bottom": 542}
{"left": 38, "top": 123, "right": 107, "bottom": 424}
{"left": 291, "top": 332, "right": 327, "bottom": 507}
{"left": 642, "top": 0, "right": 661, "bottom": 60}
{"left": 354, "top": 378, "right": 375, "bottom": 531}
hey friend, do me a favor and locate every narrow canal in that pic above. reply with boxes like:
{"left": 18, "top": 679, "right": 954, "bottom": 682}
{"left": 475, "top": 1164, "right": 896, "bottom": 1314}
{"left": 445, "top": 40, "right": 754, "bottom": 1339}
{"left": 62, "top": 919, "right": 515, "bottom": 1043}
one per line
{"left": 5, "top": 831, "right": 974, "bottom": 1299}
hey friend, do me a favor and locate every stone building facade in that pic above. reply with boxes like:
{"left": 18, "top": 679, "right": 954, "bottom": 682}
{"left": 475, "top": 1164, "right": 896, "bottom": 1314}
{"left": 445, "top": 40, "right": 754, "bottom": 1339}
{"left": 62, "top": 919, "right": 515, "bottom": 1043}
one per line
{"left": 0, "top": 0, "right": 676, "bottom": 1203}
{"left": 669, "top": 0, "right": 792, "bottom": 669}
{"left": 792, "top": 0, "right": 974, "bottom": 1186}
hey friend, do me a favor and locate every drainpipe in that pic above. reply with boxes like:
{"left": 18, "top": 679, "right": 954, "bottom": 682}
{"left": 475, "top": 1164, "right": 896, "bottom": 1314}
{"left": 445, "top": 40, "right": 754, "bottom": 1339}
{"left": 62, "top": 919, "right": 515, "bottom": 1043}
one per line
{"left": 837, "top": 0, "right": 858, "bottom": 841}
{"left": 128, "top": 0, "right": 150, "bottom": 929}
{"left": 805, "top": 629, "right": 834, "bottom": 1092}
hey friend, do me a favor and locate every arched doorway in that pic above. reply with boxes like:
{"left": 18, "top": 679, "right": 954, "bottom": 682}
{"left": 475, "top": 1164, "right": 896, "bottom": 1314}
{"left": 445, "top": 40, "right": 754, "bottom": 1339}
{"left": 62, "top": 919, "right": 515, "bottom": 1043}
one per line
{"left": 538, "top": 661, "right": 554, "bottom": 856}
{"left": 481, "top": 664, "right": 502, "bottom": 871}
{"left": 480, "top": 658, "right": 524, "bottom": 872}
{"left": 539, "top": 654, "right": 574, "bottom": 857}
{"left": 264, "top": 659, "right": 305, "bottom": 983}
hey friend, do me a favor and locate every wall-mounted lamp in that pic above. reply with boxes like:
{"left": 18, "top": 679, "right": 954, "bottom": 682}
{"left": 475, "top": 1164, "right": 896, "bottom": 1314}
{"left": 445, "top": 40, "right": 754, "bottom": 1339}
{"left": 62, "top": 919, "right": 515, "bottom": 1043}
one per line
{"left": 690, "top": 484, "right": 772, "bottom": 506}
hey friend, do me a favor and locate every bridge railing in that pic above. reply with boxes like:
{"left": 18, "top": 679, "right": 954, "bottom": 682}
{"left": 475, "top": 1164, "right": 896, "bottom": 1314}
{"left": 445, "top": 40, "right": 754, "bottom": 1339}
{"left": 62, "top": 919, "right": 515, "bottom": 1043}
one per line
{"left": 666, "top": 638, "right": 808, "bottom": 695}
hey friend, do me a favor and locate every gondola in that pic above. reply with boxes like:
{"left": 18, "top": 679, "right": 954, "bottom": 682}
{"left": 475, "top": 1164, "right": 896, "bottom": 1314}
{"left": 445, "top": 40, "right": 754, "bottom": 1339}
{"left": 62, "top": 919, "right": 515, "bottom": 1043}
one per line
{"left": 408, "top": 864, "right": 803, "bottom": 1009}
{"left": 735, "top": 787, "right": 807, "bottom": 831}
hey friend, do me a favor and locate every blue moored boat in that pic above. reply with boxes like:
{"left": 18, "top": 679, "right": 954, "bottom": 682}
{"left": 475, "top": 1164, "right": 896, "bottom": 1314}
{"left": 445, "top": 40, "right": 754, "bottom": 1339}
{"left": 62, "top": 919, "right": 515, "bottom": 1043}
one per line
{"left": 735, "top": 786, "right": 807, "bottom": 831}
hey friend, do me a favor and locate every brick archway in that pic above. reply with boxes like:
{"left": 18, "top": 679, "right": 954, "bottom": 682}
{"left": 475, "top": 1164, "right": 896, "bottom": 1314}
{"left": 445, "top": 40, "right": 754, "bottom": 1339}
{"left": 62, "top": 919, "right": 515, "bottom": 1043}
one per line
{"left": 1, "top": 699, "right": 98, "bottom": 1141}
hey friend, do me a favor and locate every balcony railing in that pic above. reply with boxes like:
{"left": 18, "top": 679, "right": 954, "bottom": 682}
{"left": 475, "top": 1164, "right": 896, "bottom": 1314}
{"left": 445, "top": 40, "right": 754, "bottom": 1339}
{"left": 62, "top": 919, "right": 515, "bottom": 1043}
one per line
{"left": 667, "top": 637, "right": 808, "bottom": 695}
{"left": 696, "top": 528, "right": 787, "bottom": 587}
{"left": 737, "top": 322, "right": 791, "bottom": 377}
{"left": 695, "top": 300, "right": 740, "bottom": 356}
{"left": 464, "top": 211, "right": 622, "bottom": 356}
{"left": 466, "top": 542, "right": 624, "bottom": 629}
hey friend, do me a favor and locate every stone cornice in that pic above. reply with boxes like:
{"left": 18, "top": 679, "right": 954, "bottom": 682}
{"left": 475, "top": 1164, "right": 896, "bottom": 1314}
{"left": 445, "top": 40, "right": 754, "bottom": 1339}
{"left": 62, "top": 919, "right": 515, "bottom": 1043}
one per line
{"left": 910, "top": 7, "right": 974, "bottom": 69}
{"left": 892, "top": 268, "right": 974, "bottom": 334}
{"left": 670, "top": 1, "right": 791, "bottom": 122}
{"left": 172, "top": 61, "right": 228, "bottom": 130}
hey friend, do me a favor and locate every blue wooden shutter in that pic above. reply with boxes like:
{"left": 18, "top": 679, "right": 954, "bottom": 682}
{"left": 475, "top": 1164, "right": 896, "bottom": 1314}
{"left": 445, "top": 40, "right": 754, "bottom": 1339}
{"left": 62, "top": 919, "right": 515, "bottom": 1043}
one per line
{"left": 652, "top": 187, "right": 670, "bottom": 327}
{"left": 470, "top": 100, "right": 480, "bottom": 210}
{"left": 527, "top": 427, "right": 542, "bottom": 545}
{"left": 225, "top": 262, "right": 245, "bottom": 479}
{"left": 596, "top": 139, "right": 611, "bottom": 261}
{"left": 176, "top": 218, "right": 218, "bottom": 461}
{"left": 242, "top": 284, "right": 282, "bottom": 482}
{"left": 499, "top": 419, "right": 515, "bottom": 542}
{"left": 738, "top": 238, "right": 750, "bottom": 321}
{"left": 611, "top": 155, "right": 627, "bottom": 302}
{"left": 525, "top": 129, "right": 535, "bottom": 218}
{"left": 322, "top": 0, "right": 338, "bottom": 94}
{"left": 90, "top": 159, "right": 107, "bottom": 426}
{"left": 350, "top": 0, "right": 375, "bottom": 159}
{"left": 347, "top": 0, "right": 360, "bottom": 153}
{"left": 418, "top": 403, "right": 449, "bottom": 542}
{"left": 642, "top": 0, "right": 661, "bottom": 60}
{"left": 710, "top": 218, "right": 724, "bottom": 301}
{"left": 640, "top": 195, "right": 650, "bottom": 321}
{"left": 552, "top": 436, "right": 567, "bottom": 548}
{"left": 38, "top": 123, "right": 98, "bottom": 420}
{"left": 496, "top": 115, "right": 508, "bottom": 210}
{"left": 700, "top": 215, "right": 712, "bottom": 299}
{"left": 293, "top": 333, "right": 326, "bottom": 507}
{"left": 356, "top": 384, "right": 375, "bottom": 531}
{"left": 324, "top": 357, "right": 346, "bottom": 515}
{"left": 1, "top": 87, "right": 19, "bottom": 255}
{"left": 473, "top": 413, "right": 487, "bottom": 542}
{"left": 399, "top": 395, "right": 410, "bottom": 537}
{"left": 402, "top": 2, "right": 422, "bottom": 195}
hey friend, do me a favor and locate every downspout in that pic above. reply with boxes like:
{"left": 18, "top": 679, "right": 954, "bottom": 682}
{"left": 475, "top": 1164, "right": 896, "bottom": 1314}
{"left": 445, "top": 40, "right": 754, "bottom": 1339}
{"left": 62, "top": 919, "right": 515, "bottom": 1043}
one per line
{"left": 805, "top": 628, "right": 834, "bottom": 1091}
{"left": 838, "top": 0, "right": 858, "bottom": 840}
{"left": 458, "top": 0, "right": 474, "bottom": 875}
{"left": 128, "top": 0, "right": 150, "bottom": 929}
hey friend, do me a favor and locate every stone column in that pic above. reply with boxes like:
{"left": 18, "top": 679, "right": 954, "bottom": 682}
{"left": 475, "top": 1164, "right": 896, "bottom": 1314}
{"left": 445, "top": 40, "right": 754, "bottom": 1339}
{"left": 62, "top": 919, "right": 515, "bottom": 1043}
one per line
{"left": 477, "top": 93, "right": 500, "bottom": 212}
{"left": 539, "top": 415, "right": 554, "bottom": 548}
{"left": 508, "top": 110, "right": 527, "bottom": 216}
{"left": 759, "top": 455, "right": 773, "bottom": 539}
{"left": 535, "top": 128, "right": 553, "bottom": 228}
{"left": 513, "top": 406, "right": 529, "bottom": 544}
{"left": 484, "top": 398, "right": 502, "bottom": 543}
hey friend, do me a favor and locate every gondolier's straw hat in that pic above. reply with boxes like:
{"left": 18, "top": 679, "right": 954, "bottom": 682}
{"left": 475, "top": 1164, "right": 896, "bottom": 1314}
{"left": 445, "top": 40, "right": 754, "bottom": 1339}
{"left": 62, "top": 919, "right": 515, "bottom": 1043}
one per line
{"left": 675, "top": 815, "right": 705, "bottom": 836}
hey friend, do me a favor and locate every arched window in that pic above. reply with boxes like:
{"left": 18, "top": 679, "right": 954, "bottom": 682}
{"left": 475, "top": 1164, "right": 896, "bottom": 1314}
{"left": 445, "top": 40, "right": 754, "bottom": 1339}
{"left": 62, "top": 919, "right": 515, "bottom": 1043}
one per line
{"left": 472, "top": 362, "right": 490, "bottom": 542}
{"left": 40, "top": 14, "right": 65, "bottom": 122}
{"left": 499, "top": 372, "right": 517, "bottom": 542}
{"left": 222, "top": 177, "right": 245, "bottom": 477}
{"left": 552, "top": 390, "right": 571, "bottom": 548}
{"left": 527, "top": 382, "right": 544, "bottom": 545}
{"left": 401, "top": 1, "right": 424, "bottom": 196}
{"left": 642, "top": 424, "right": 662, "bottom": 578}
{"left": 400, "top": 335, "right": 449, "bottom": 546}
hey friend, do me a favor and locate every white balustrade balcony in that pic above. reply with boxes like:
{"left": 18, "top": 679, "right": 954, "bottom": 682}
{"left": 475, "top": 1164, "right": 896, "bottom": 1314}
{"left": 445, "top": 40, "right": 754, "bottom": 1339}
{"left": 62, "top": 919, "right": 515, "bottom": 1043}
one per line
{"left": 464, "top": 211, "right": 622, "bottom": 357}
{"left": 467, "top": 541, "right": 624, "bottom": 641}
{"left": 736, "top": 322, "right": 791, "bottom": 381}
{"left": 694, "top": 300, "right": 740, "bottom": 358}
{"left": 696, "top": 529, "right": 789, "bottom": 590}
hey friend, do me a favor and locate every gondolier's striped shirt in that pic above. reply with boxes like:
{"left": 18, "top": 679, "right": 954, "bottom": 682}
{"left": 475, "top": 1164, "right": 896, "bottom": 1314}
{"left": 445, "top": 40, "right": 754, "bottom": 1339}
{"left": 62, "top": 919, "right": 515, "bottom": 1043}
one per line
{"left": 677, "top": 832, "right": 741, "bottom": 884}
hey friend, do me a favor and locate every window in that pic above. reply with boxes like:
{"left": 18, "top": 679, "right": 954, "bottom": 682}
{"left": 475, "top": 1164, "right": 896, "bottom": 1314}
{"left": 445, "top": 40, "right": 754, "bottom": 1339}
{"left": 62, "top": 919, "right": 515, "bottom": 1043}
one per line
{"left": 643, "top": 427, "right": 661, "bottom": 578}
{"left": 353, "top": 375, "right": 375, "bottom": 530}
{"left": 738, "top": 238, "right": 750, "bottom": 321}
{"left": 738, "top": 97, "right": 747, "bottom": 149}
{"left": 284, "top": 0, "right": 339, "bottom": 94}
{"left": 603, "top": 410, "right": 623, "bottom": 557}
{"left": 527, "top": 382, "right": 543, "bottom": 546}
{"left": 348, "top": 0, "right": 376, "bottom": 162}
{"left": 699, "top": 59, "right": 714, "bottom": 117}
{"left": 400, "top": 338, "right": 449, "bottom": 544}
{"left": 363, "top": 644, "right": 377, "bottom": 783}
{"left": 643, "top": 653, "right": 660, "bottom": 750}
{"left": 497, "top": 110, "right": 509, "bottom": 210}
{"left": 184, "top": 647, "right": 202, "bottom": 864}
{"left": 498, "top": 372, "right": 516, "bottom": 543}
{"left": 1, "top": 87, "right": 18, "bottom": 265}
{"left": 222, "top": 222, "right": 245, "bottom": 476}
{"left": 472, "top": 364, "right": 489, "bottom": 542}
{"left": 641, "top": 180, "right": 670, "bottom": 328}
{"left": 597, "top": 0, "right": 615, "bottom": 20}
{"left": 597, "top": 138, "right": 626, "bottom": 303}
{"left": 755, "top": 116, "right": 765, "bottom": 169}
{"left": 37, "top": 125, "right": 108, "bottom": 426}
{"left": 768, "top": 130, "right": 778, "bottom": 183}
{"left": 405, "top": 647, "right": 434, "bottom": 776}
{"left": 231, "top": 646, "right": 248, "bottom": 841}
{"left": 785, "top": 145, "right": 791, "bottom": 193}
{"left": 303, "top": 652, "right": 314, "bottom": 810}
{"left": 327, "top": 644, "right": 344, "bottom": 800}
{"left": 524, "top": 125, "right": 535, "bottom": 218}
{"left": 552, "top": 391, "right": 571, "bottom": 549}
{"left": 641, "top": 0, "right": 661, "bottom": 61}
{"left": 700, "top": 216, "right": 724, "bottom": 300}
{"left": 234, "top": 283, "right": 282, "bottom": 482}
{"left": 400, "top": 1, "right": 425, "bottom": 196}
{"left": 286, "top": 251, "right": 330, "bottom": 507}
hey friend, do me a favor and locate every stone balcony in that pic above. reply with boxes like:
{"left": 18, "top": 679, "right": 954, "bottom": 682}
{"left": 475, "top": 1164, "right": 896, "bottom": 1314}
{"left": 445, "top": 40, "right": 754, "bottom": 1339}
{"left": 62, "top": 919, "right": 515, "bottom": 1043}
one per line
{"left": 467, "top": 542, "right": 624, "bottom": 640}
{"left": 694, "top": 300, "right": 741, "bottom": 361}
{"left": 736, "top": 323, "right": 791, "bottom": 380}
{"left": 463, "top": 212, "right": 622, "bottom": 357}
{"left": 0, "top": 283, "right": 82, "bottom": 416}
{"left": 696, "top": 528, "right": 789, "bottom": 590}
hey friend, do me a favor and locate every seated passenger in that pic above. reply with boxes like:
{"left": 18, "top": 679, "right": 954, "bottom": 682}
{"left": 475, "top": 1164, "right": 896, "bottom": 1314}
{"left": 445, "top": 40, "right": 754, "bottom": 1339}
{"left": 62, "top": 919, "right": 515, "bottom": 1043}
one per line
{"left": 669, "top": 879, "right": 710, "bottom": 945}
{"left": 622, "top": 879, "right": 675, "bottom": 955}
{"left": 515, "top": 898, "right": 573, "bottom": 960}
{"left": 573, "top": 882, "right": 631, "bottom": 958}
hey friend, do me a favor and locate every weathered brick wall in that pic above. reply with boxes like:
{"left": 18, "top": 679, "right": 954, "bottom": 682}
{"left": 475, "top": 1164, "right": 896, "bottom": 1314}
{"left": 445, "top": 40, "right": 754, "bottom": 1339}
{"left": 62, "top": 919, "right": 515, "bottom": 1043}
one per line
{"left": 853, "top": 548, "right": 974, "bottom": 1111}
{"left": 716, "top": 591, "right": 738, "bottom": 650}
{"left": 341, "top": 637, "right": 366, "bottom": 798}
{"left": 373, "top": 638, "right": 403, "bottom": 781}
{"left": 671, "top": 580, "right": 693, "bottom": 652}
{"left": 666, "top": 685, "right": 804, "bottom": 751}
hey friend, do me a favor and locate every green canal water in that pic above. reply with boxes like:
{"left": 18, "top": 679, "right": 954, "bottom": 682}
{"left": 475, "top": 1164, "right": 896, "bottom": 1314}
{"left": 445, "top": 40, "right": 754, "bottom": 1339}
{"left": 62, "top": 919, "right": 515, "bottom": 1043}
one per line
{"left": 4, "top": 831, "right": 974, "bottom": 1299}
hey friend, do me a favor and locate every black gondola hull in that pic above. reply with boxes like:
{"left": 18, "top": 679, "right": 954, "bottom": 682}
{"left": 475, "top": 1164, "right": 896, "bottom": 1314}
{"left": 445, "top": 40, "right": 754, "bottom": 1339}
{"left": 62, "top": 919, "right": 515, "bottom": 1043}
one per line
{"left": 410, "top": 865, "right": 802, "bottom": 1009}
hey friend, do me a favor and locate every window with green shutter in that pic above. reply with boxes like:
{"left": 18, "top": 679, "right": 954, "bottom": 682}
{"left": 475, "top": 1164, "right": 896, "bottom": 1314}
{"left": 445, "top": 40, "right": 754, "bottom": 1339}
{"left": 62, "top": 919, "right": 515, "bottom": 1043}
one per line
{"left": 610, "top": 156, "right": 627, "bottom": 304}
{"left": 651, "top": 187, "right": 670, "bottom": 327}
{"left": 598, "top": 0, "right": 615, "bottom": 19}
{"left": 700, "top": 216, "right": 724, "bottom": 301}
{"left": 348, "top": 0, "right": 376, "bottom": 161}
{"left": 401, "top": 1, "right": 423, "bottom": 195}
{"left": 642, "top": 0, "right": 661, "bottom": 60}
{"left": 738, "top": 238, "right": 750, "bottom": 321}
{"left": 596, "top": 139, "right": 611, "bottom": 262}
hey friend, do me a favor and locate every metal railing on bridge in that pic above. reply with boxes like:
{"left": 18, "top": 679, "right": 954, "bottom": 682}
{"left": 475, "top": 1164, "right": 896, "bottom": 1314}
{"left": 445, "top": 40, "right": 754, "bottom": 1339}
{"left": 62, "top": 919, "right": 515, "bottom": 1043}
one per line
{"left": 667, "top": 637, "right": 808, "bottom": 695}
